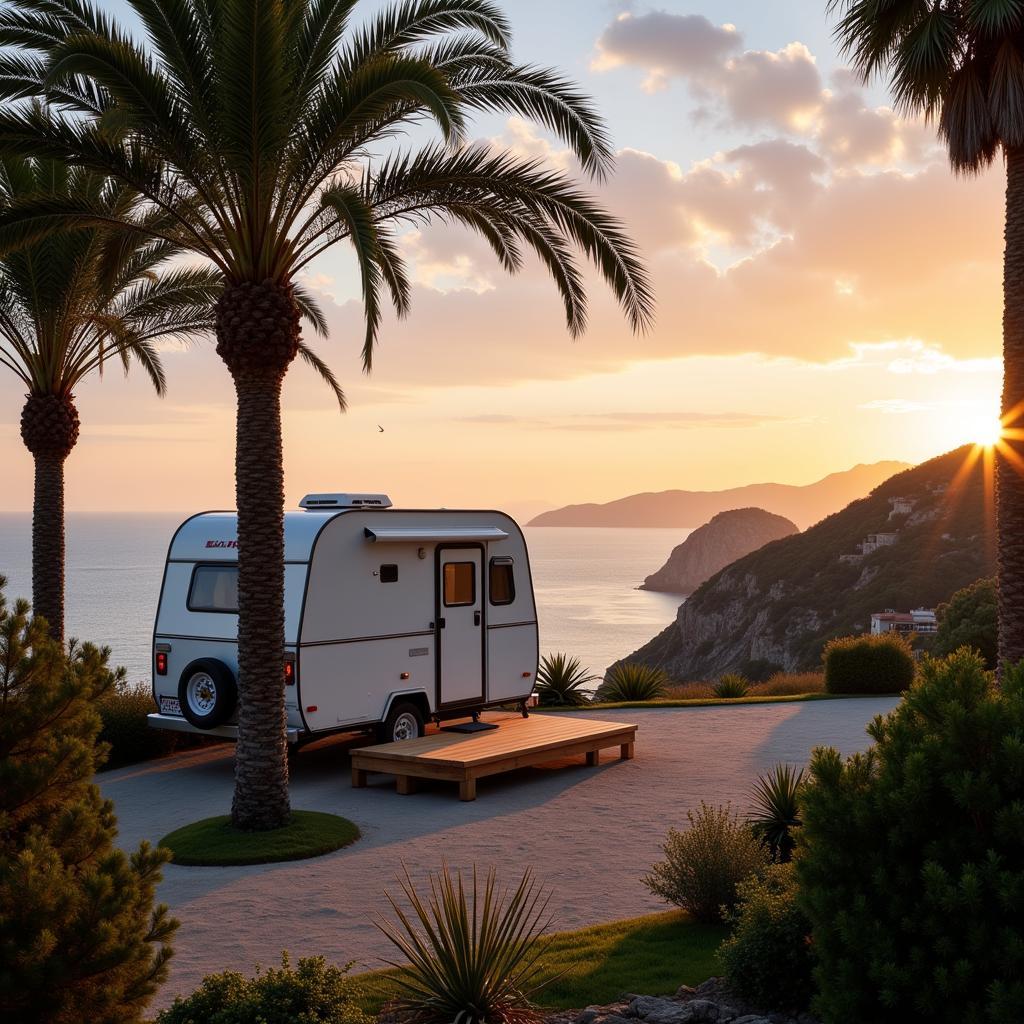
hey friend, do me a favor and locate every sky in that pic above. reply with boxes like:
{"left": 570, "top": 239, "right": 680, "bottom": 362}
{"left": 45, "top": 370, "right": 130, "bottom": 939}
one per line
{"left": 0, "top": 0, "right": 1007, "bottom": 520}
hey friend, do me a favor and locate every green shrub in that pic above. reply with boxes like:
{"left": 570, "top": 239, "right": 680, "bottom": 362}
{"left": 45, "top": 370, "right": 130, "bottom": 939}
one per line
{"left": 797, "top": 649, "right": 1024, "bottom": 1022}
{"left": 934, "top": 577, "right": 997, "bottom": 668}
{"left": 712, "top": 673, "right": 749, "bottom": 698}
{"left": 156, "top": 953, "right": 370, "bottom": 1024}
{"left": 719, "top": 863, "right": 814, "bottom": 1013}
{"left": 98, "top": 682, "right": 180, "bottom": 769}
{"left": 595, "top": 663, "right": 669, "bottom": 702}
{"left": 0, "top": 580, "right": 176, "bottom": 1023}
{"left": 377, "top": 864, "right": 551, "bottom": 1024}
{"left": 535, "top": 653, "right": 596, "bottom": 707}
{"left": 641, "top": 802, "right": 768, "bottom": 924}
{"left": 822, "top": 632, "right": 915, "bottom": 694}
{"left": 748, "top": 763, "right": 803, "bottom": 863}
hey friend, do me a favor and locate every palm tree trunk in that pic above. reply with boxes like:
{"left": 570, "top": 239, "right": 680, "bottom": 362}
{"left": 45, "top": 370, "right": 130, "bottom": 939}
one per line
{"left": 30, "top": 452, "right": 66, "bottom": 642}
{"left": 230, "top": 374, "right": 291, "bottom": 830}
{"left": 217, "top": 280, "right": 300, "bottom": 832}
{"left": 998, "top": 146, "right": 1024, "bottom": 668}
{"left": 20, "top": 393, "right": 80, "bottom": 643}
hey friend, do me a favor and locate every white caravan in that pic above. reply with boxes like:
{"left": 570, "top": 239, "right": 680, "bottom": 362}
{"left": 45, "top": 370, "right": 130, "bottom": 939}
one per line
{"left": 148, "top": 494, "right": 539, "bottom": 745}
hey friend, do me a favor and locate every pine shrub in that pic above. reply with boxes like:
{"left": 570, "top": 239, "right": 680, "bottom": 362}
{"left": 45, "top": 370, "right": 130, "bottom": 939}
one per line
{"left": 822, "top": 632, "right": 916, "bottom": 694}
{"left": 797, "top": 648, "right": 1024, "bottom": 1023}
{"left": 156, "top": 953, "right": 370, "bottom": 1024}
{"left": 0, "top": 580, "right": 177, "bottom": 1024}
{"left": 719, "top": 863, "right": 814, "bottom": 1012}
{"left": 641, "top": 802, "right": 768, "bottom": 923}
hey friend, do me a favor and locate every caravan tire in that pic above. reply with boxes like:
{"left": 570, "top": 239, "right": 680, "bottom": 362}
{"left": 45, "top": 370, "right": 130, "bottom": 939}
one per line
{"left": 379, "top": 701, "right": 425, "bottom": 743}
{"left": 178, "top": 659, "right": 237, "bottom": 730}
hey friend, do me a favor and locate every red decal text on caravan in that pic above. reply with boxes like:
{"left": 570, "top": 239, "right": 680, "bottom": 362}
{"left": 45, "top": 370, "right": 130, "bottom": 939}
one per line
{"left": 205, "top": 540, "right": 238, "bottom": 548}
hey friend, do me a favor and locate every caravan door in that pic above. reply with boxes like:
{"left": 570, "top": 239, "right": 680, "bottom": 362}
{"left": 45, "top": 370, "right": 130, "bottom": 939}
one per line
{"left": 436, "top": 546, "right": 485, "bottom": 707}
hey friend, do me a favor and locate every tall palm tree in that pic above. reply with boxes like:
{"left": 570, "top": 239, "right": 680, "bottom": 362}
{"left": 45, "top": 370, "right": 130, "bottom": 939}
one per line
{"left": 0, "top": 0, "right": 654, "bottom": 831}
{"left": 0, "top": 155, "right": 219, "bottom": 641}
{"left": 827, "top": 2, "right": 1024, "bottom": 669}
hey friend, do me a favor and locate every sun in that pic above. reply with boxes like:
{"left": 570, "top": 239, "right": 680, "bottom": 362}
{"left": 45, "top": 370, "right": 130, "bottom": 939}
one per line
{"left": 971, "top": 415, "right": 1004, "bottom": 448}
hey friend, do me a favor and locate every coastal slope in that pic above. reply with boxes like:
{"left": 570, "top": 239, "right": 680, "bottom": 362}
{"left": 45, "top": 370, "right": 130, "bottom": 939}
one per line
{"left": 622, "top": 447, "right": 994, "bottom": 678}
{"left": 529, "top": 461, "right": 908, "bottom": 531}
{"left": 641, "top": 507, "right": 799, "bottom": 594}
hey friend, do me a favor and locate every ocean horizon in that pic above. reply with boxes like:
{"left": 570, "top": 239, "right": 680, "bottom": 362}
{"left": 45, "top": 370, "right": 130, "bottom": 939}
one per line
{"left": 0, "top": 514, "right": 686, "bottom": 685}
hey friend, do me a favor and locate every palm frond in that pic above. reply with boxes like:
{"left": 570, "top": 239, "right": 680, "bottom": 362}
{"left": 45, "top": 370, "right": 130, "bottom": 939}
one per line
{"left": 296, "top": 340, "right": 347, "bottom": 411}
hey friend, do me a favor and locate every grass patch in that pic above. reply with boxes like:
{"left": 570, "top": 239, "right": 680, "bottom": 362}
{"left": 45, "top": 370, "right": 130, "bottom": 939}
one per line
{"left": 357, "top": 910, "right": 726, "bottom": 1015}
{"left": 541, "top": 692, "right": 887, "bottom": 712}
{"left": 159, "top": 810, "right": 360, "bottom": 866}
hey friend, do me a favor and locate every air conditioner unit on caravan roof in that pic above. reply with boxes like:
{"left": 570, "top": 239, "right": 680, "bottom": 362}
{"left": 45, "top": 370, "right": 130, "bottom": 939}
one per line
{"left": 299, "top": 493, "right": 393, "bottom": 510}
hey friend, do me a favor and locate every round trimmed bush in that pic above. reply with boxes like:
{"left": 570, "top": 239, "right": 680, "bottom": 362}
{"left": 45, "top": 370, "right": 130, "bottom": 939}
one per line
{"left": 822, "top": 633, "right": 915, "bottom": 694}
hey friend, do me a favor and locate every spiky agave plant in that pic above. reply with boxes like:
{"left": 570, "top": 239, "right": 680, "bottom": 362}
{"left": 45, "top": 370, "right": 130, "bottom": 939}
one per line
{"left": 377, "top": 864, "right": 553, "bottom": 1024}
{"left": 748, "top": 763, "right": 804, "bottom": 864}
{"left": 534, "top": 653, "right": 597, "bottom": 707}
{"left": 594, "top": 662, "right": 669, "bottom": 703}
{"left": 713, "top": 673, "right": 750, "bottom": 699}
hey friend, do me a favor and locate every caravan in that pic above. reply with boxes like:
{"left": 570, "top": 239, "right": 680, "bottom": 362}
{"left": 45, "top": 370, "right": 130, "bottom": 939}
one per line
{"left": 148, "top": 494, "right": 539, "bottom": 745}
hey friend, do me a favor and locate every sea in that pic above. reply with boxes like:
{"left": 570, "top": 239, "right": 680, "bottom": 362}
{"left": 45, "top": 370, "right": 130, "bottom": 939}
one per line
{"left": 0, "top": 515, "right": 686, "bottom": 683}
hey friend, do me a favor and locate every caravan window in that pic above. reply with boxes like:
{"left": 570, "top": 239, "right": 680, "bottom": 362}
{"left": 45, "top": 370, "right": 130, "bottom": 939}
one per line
{"left": 443, "top": 562, "right": 476, "bottom": 607}
{"left": 489, "top": 558, "right": 515, "bottom": 605}
{"left": 187, "top": 564, "right": 239, "bottom": 613}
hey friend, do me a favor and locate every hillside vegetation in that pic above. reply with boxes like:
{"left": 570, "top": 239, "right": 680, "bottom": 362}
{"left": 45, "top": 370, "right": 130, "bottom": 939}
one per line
{"left": 625, "top": 447, "right": 994, "bottom": 678}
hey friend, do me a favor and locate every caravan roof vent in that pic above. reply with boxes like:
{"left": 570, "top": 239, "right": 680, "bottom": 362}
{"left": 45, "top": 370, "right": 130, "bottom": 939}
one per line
{"left": 300, "top": 493, "right": 393, "bottom": 511}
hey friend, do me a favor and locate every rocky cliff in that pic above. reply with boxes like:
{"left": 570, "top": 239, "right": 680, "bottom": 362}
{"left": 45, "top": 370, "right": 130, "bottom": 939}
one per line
{"left": 641, "top": 508, "right": 799, "bottom": 594}
{"left": 623, "top": 447, "right": 994, "bottom": 679}
{"left": 529, "top": 461, "right": 908, "bottom": 531}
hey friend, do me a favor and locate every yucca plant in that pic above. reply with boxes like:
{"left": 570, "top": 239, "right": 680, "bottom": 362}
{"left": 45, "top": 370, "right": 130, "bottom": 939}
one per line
{"left": 713, "top": 673, "right": 750, "bottom": 699}
{"left": 748, "top": 763, "right": 804, "bottom": 864}
{"left": 594, "top": 662, "right": 669, "bottom": 703}
{"left": 377, "top": 864, "right": 552, "bottom": 1024}
{"left": 534, "top": 653, "right": 596, "bottom": 707}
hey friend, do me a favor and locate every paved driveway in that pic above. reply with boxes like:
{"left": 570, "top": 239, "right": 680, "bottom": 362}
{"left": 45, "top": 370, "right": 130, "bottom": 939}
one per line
{"left": 101, "top": 699, "right": 897, "bottom": 1010}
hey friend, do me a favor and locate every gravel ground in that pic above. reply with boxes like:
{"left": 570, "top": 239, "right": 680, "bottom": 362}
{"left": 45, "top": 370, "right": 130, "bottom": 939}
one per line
{"left": 100, "top": 699, "right": 897, "bottom": 1011}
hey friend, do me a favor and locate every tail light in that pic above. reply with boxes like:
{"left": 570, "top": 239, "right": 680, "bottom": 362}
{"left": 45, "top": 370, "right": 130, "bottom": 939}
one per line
{"left": 284, "top": 660, "right": 295, "bottom": 685}
{"left": 156, "top": 652, "right": 168, "bottom": 676}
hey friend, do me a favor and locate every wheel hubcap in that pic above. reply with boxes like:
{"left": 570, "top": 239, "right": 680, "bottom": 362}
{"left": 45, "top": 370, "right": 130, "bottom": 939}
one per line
{"left": 186, "top": 673, "right": 217, "bottom": 716}
{"left": 393, "top": 712, "right": 418, "bottom": 741}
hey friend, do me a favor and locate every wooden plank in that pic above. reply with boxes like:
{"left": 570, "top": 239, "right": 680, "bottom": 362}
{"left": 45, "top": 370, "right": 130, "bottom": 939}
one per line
{"left": 396, "top": 775, "right": 417, "bottom": 795}
{"left": 351, "top": 766, "right": 367, "bottom": 788}
{"left": 459, "top": 777, "right": 477, "bottom": 801}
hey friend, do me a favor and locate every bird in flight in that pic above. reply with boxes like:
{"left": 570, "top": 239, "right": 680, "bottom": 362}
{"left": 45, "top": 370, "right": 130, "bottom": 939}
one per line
{"left": 378, "top": 425, "right": 384, "bottom": 433}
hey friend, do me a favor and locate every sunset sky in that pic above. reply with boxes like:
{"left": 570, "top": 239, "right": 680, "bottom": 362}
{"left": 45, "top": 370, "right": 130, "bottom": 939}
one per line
{"left": 0, "top": 0, "right": 1006, "bottom": 520}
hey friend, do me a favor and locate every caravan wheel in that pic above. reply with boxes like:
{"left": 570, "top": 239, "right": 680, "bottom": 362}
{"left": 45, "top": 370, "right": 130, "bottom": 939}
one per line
{"left": 379, "top": 701, "right": 425, "bottom": 744}
{"left": 178, "top": 659, "right": 237, "bottom": 729}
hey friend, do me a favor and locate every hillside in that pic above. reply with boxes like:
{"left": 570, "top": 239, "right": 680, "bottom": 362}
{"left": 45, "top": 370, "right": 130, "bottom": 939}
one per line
{"left": 623, "top": 447, "right": 994, "bottom": 678}
{"left": 641, "top": 508, "right": 799, "bottom": 594}
{"left": 529, "top": 461, "right": 909, "bottom": 531}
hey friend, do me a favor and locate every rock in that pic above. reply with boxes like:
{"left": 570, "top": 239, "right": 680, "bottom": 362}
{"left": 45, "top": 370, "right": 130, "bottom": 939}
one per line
{"left": 687, "top": 999, "right": 721, "bottom": 1022}
{"left": 628, "top": 995, "right": 693, "bottom": 1023}
{"left": 577, "top": 1010, "right": 599, "bottom": 1024}
{"left": 731, "top": 1017, "right": 772, "bottom": 1024}
{"left": 640, "top": 508, "right": 798, "bottom": 595}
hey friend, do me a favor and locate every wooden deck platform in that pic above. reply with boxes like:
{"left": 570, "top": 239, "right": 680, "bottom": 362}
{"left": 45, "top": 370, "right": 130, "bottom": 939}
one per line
{"left": 350, "top": 713, "right": 637, "bottom": 801}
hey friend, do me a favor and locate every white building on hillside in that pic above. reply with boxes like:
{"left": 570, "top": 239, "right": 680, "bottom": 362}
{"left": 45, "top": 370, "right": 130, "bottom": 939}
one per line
{"left": 861, "top": 532, "right": 898, "bottom": 555}
{"left": 870, "top": 608, "right": 938, "bottom": 635}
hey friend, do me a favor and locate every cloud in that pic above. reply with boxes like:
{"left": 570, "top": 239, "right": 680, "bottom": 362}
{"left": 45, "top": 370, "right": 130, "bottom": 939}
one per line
{"left": 592, "top": 11, "right": 741, "bottom": 91}
{"left": 717, "top": 42, "right": 822, "bottom": 131}
{"left": 458, "top": 410, "right": 789, "bottom": 431}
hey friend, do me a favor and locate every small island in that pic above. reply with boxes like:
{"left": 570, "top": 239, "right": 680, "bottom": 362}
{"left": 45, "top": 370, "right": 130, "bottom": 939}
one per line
{"left": 641, "top": 507, "right": 799, "bottom": 595}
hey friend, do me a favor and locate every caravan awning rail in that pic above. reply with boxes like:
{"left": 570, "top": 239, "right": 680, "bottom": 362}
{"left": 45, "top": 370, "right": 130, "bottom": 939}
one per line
{"left": 364, "top": 526, "right": 510, "bottom": 543}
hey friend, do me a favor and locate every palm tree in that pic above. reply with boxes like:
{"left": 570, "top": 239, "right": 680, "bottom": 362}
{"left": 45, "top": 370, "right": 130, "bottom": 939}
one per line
{"left": 827, "top": 1, "right": 1024, "bottom": 668}
{"left": 0, "top": 156, "right": 219, "bottom": 641}
{"left": 0, "top": 0, "right": 654, "bottom": 831}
